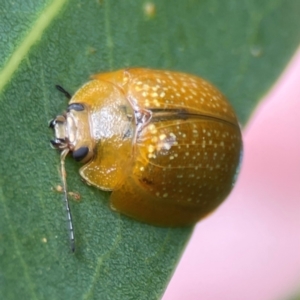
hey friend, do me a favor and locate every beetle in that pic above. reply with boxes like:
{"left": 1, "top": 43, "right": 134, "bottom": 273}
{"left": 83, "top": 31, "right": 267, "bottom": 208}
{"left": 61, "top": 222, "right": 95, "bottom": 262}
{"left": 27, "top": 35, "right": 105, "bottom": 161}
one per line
{"left": 50, "top": 68, "right": 242, "bottom": 251}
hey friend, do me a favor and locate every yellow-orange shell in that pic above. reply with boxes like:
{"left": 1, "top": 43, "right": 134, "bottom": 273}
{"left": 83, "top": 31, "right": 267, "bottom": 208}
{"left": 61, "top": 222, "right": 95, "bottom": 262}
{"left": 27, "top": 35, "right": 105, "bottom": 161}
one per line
{"left": 69, "top": 68, "right": 242, "bottom": 226}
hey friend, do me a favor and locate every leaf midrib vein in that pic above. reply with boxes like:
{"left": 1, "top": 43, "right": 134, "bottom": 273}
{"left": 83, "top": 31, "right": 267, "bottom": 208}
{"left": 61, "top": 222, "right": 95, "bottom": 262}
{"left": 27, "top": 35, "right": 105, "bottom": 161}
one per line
{"left": 0, "top": 0, "right": 69, "bottom": 95}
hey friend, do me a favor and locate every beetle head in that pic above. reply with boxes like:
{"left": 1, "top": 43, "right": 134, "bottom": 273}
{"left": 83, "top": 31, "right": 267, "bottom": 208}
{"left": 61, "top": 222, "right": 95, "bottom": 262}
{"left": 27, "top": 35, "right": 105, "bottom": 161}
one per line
{"left": 49, "top": 103, "right": 95, "bottom": 164}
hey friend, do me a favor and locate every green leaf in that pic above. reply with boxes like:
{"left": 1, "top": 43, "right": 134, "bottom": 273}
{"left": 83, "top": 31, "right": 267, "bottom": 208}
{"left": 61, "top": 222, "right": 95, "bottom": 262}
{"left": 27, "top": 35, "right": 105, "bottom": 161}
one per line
{"left": 0, "top": 0, "right": 299, "bottom": 299}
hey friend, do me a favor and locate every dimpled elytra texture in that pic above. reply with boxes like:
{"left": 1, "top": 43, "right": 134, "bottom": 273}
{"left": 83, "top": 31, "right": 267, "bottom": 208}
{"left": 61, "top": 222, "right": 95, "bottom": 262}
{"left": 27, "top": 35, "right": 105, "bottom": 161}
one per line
{"left": 67, "top": 68, "right": 242, "bottom": 226}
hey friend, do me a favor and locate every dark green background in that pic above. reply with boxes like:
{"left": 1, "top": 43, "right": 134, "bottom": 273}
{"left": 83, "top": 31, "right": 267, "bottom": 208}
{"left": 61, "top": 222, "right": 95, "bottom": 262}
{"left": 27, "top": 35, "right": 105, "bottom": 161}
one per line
{"left": 0, "top": 0, "right": 299, "bottom": 299}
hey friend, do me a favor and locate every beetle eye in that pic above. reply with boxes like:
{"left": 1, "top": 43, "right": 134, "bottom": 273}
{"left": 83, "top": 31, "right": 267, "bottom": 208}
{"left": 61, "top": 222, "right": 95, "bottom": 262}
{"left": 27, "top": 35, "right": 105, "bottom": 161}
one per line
{"left": 67, "top": 103, "right": 85, "bottom": 112}
{"left": 72, "top": 146, "right": 89, "bottom": 161}
{"left": 50, "top": 139, "right": 59, "bottom": 147}
{"left": 49, "top": 119, "right": 56, "bottom": 128}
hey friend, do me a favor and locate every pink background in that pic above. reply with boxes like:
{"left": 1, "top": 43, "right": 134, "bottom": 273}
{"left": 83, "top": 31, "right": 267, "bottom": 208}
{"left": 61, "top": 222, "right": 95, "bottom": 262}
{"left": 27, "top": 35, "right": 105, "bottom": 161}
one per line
{"left": 163, "top": 49, "right": 300, "bottom": 300}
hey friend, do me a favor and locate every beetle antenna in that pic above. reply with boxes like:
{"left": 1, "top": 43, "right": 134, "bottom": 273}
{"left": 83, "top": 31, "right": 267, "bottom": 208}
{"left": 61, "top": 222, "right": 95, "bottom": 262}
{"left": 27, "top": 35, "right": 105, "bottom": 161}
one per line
{"left": 56, "top": 85, "right": 72, "bottom": 100}
{"left": 60, "top": 149, "right": 75, "bottom": 252}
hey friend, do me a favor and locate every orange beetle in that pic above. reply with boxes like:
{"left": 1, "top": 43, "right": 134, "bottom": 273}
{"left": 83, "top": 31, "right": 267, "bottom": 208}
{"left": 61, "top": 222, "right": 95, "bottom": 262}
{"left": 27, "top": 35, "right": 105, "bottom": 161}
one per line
{"left": 50, "top": 68, "right": 242, "bottom": 250}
